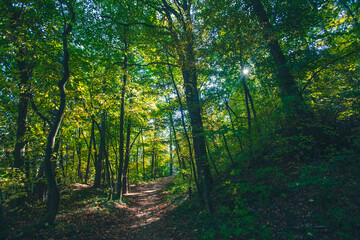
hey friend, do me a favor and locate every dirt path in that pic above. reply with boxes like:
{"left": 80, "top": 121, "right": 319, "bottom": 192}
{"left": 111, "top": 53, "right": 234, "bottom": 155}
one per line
{"left": 19, "top": 175, "right": 186, "bottom": 240}
{"left": 119, "top": 175, "right": 180, "bottom": 240}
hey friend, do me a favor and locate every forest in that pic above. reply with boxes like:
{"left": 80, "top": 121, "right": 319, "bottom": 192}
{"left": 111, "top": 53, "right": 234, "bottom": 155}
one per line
{"left": 0, "top": 0, "right": 359, "bottom": 239}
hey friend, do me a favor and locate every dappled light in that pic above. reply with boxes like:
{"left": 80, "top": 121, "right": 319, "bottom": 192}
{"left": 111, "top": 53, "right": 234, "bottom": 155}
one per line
{"left": 1, "top": 0, "right": 359, "bottom": 239}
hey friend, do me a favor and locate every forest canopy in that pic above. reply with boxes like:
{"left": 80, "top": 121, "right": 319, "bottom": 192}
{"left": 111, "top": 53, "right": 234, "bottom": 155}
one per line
{"left": 0, "top": 0, "right": 359, "bottom": 239}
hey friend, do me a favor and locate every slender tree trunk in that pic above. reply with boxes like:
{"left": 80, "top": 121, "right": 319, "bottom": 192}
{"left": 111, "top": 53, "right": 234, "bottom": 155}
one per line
{"left": 169, "top": 126, "right": 173, "bottom": 176}
{"left": 91, "top": 118, "right": 98, "bottom": 182}
{"left": 222, "top": 134, "right": 235, "bottom": 165}
{"left": 243, "top": 79, "right": 252, "bottom": 132}
{"left": 142, "top": 132, "right": 146, "bottom": 181}
{"left": 169, "top": 104, "right": 186, "bottom": 177}
{"left": 59, "top": 145, "right": 66, "bottom": 182}
{"left": 225, "top": 101, "right": 244, "bottom": 153}
{"left": 43, "top": 5, "right": 74, "bottom": 224}
{"left": 115, "top": 37, "right": 128, "bottom": 200}
{"left": 103, "top": 116, "right": 111, "bottom": 188}
{"left": 151, "top": 147, "right": 155, "bottom": 180}
{"left": 205, "top": 141, "right": 220, "bottom": 176}
{"left": 167, "top": 61, "right": 198, "bottom": 187}
{"left": 93, "top": 119, "right": 103, "bottom": 188}
{"left": 84, "top": 119, "right": 94, "bottom": 184}
{"left": 136, "top": 145, "right": 139, "bottom": 179}
{"left": 76, "top": 128, "right": 83, "bottom": 181}
{"left": 245, "top": 83, "right": 257, "bottom": 119}
{"left": 122, "top": 118, "right": 132, "bottom": 194}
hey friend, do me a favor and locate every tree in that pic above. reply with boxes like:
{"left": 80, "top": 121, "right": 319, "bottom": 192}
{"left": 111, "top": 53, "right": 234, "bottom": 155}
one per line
{"left": 248, "top": 0, "right": 313, "bottom": 122}
{"left": 142, "top": 0, "right": 214, "bottom": 213}
{"left": 42, "top": 0, "right": 75, "bottom": 225}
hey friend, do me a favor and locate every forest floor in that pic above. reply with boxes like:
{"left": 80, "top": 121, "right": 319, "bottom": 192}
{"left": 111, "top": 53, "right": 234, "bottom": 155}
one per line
{"left": 15, "top": 175, "right": 191, "bottom": 240}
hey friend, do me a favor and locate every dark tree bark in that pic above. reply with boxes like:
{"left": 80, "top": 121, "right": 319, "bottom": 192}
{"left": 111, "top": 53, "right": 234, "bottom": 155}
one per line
{"left": 43, "top": 3, "right": 75, "bottom": 225}
{"left": 249, "top": 0, "right": 313, "bottom": 121}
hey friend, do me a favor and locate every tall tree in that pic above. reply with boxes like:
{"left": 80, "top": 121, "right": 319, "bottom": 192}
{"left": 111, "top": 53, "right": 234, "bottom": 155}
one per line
{"left": 248, "top": 0, "right": 313, "bottom": 121}
{"left": 144, "top": 0, "right": 214, "bottom": 213}
{"left": 115, "top": 35, "right": 129, "bottom": 200}
{"left": 42, "top": 0, "right": 75, "bottom": 225}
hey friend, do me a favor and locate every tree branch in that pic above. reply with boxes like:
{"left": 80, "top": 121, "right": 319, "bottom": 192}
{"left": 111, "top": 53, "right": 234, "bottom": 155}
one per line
{"left": 130, "top": 130, "right": 142, "bottom": 151}
{"left": 101, "top": 15, "right": 169, "bottom": 30}
{"left": 301, "top": 48, "right": 360, "bottom": 92}
{"left": 30, "top": 95, "right": 52, "bottom": 127}
{"left": 114, "top": 61, "right": 179, "bottom": 68}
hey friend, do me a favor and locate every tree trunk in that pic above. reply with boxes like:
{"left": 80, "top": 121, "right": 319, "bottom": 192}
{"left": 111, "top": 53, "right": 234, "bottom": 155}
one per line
{"left": 169, "top": 111, "right": 186, "bottom": 180}
{"left": 136, "top": 145, "right": 139, "bottom": 179}
{"left": 151, "top": 147, "right": 155, "bottom": 180}
{"left": 169, "top": 126, "right": 173, "bottom": 176}
{"left": 59, "top": 145, "right": 66, "bottom": 182}
{"left": 13, "top": 58, "right": 32, "bottom": 170}
{"left": 76, "top": 128, "right": 83, "bottom": 181}
{"left": 225, "top": 101, "right": 244, "bottom": 153}
{"left": 122, "top": 119, "right": 132, "bottom": 194}
{"left": 167, "top": 59, "right": 198, "bottom": 187}
{"left": 244, "top": 85, "right": 252, "bottom": 132}
{"left": 222, "top": 134, "right": 235, "bottom": 165}
{"left": 181, "top": 40, "right": 213, "bottom": 213}
{"left": 142, "top": 132, "right": 146, "bottom": 181}
{"left": 249, "top": 0, "right": 313, "bottom": 121}
{"left": 91, "top": 118, "right": 98, "bottom": 182}
{"left": 205, "top": 141, "right": 220, "bottom": 176}
{"left": 8, "top": 3, "right": 34, "bottom": 171}
{"left": 115, "top": 37, "right": 128, "bottom": 200}
{"left": 93, "top": 119, "right": 103, "bottom": 188}
{"left": 84, "top": 119, "right": 94, "bottom": 184}
{"left": 43, "top": 6, "right": 74, "bottom": 223}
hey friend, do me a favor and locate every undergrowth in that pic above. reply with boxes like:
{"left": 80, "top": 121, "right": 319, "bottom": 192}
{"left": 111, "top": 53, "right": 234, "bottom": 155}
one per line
{"left": 165, "top": 132, "right": 360, "bottom": 239}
